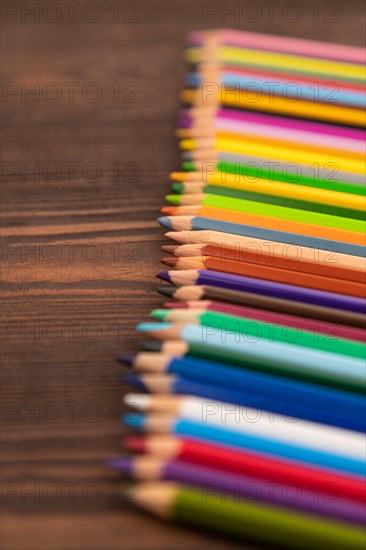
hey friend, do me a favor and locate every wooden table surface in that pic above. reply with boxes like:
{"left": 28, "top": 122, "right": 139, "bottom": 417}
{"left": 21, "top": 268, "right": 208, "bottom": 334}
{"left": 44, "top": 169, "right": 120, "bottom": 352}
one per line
{"left": 1, "top": 2, "right": 364, "bottom": 548}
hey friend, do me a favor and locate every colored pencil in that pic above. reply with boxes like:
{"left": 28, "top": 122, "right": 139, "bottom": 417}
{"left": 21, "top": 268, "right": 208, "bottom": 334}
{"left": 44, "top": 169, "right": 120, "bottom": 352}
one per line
{"left": 177, "top": 138, "right": 365, "bottom": 177}
{"left": 119, "top": 353, "right": 366, "bottom": 427}
{"left": 149, "top": 309, "right": 365, "bottom": 358}
{"left": 182, "top": 88, "right": 365, "bottom": 127}
{"left": 163, "top": 195, "right": 365, "bottom": 233}
{"left": 124, "top": 435, "right": 366, "bottom": 503}
{"left": 169, "top": 185, "right": 365, "bottom": 221}
{"left": 122, "top": 373, "right": 365, "bottom": 432}
{"left": 187, "top": 29, "right": 366, "bottom": 63}
{"left": 176, "top": 123, "right": 365, "bottom": 156}
{"left": 107, "top": 456, "right": 365, "bottom": 525}
{"left": 157, "top": 270, "right": 366, "bottom": 314}
{"left": 125, "top": 394, "right": 365, "bottom": 460}
{"left": 186, "top": 43, "right": 365, "bottom": 81}
{"left": 159, "top": 296, "right": 366, "bottom": 340}
{"left": 180, "top": 152, "right": 365, "bottom": 186}
{"left": 161, "top": 256, "right": 365, "bottom": 298}
{"left": 159, "top": 210, "right": 365, "bottom": 247}
{"left": 162, "top": 243, "right": 366, "bottom": 283}
{"left": 124, "top": 482, "right": 365, "bottom": 549}
{"left": 181, "top": 107, "right": 366, "bottom": 140}
{"left": 122, "top": 413, "right": 365, "bottom": 476}
{"left": 116, "top": 28, "right": 366, "bottom": 546}
{"left": 187, "top": 71, "right": 365, "bottom": 108}
{"left": 136, "top": 323, "right": 365, "bottom": 392}
{"left": 158, "top": 215, "right": 365, "bottom": 253}
{"left": 171, "top": 171, "right": 365, "bottom": 199}
{"left": 164, "top": 230, "right": 366, "bottom": 274}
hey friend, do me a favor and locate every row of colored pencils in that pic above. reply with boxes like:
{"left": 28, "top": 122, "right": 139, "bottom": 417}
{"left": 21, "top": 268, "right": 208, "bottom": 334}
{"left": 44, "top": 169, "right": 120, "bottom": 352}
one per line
{"left": 109, "top": 29, "right": 366, "bottom": 548}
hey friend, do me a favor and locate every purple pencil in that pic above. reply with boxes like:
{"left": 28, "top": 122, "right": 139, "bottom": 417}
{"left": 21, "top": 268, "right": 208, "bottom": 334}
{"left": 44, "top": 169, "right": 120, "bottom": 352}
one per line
{"left": 106, "top": 456, "right": 366, "bottom": 526}
{"left": 157, "top": 270, "right": 366, "bottom": 315}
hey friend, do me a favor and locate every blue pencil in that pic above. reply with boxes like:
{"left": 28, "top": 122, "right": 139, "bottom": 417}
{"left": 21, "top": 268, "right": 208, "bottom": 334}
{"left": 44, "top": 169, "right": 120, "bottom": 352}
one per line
{"left": 122, "top": 372, "right": 365, "bottom": 432}
{"left": 136, "top": 323, "right": 366, "bottom": 394}
{"left": 122, "top": 414, "right": 366, "bottom": 476}
{"left": 118, "top": 353, "right": 366, "bottom": 432}
{"left": 187, "top": 72, "right": 366, "bottom": 108}
{"left": 158, "top": 216, "right": 364, "bottom": 257}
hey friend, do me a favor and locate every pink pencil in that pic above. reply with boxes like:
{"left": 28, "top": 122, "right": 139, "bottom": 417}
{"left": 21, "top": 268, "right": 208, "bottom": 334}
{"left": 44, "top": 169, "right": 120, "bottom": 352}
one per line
{"left": 182, "top": 107, "right": 366, "bottom": 141}
{"left": 210, "top": 118, "right": 364, "bottom": 153}
{"left": 188, "top": 29, "right": 365, "bottom": 64}
{"left": 163, "top": 300, "right": 366, "bottom": 343}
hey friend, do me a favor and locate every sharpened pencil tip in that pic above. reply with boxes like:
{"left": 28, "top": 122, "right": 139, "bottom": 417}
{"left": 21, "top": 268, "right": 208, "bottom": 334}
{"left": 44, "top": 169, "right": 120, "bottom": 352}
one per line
{"left": 157, "top": 216, "right": 173, "bottom": 230}
{"left": 115, "top": 354, "right": 135, "bottom": 365}
{"left": 165, "top": 194, "right": 181, "bottom": 206}
{"left": 105, "top": 456, "right": 134, "bottom": 476}
{"left": 121, "top": 413, "right": 145, "bottom": 430}
{"left": 171, "top": 183, "right": 183, "bottom": 194}
{"left": 182, "top": 161, "right": 195, "bottom": 171}
{"left": 157, "top": 286, "right": 175, "bottom": 298}
{"left": 142, "top": 341, "right": 163, "bottom": 352}
{"left": 122, "top": 375, "right": 148, "bottom": 392}
{"left": 161, "top": 245, "right": 177, "bottom": 254}
{"left": 156, "top": 271, "right": 172, "bottom": 283}
{"left": 137, "top": 322, "right": 172, "bottom": 332}
{"left": 150, "top": 309, "right": 169, "bottom": 321}
{"left": 161, "top": 206, "right": 175, "bottom": 215}
{"left": 161, "top": 257, "right": 179, "bottom": 267}
{"left": 123, "top": 435, "right": 147, "bottom": 453}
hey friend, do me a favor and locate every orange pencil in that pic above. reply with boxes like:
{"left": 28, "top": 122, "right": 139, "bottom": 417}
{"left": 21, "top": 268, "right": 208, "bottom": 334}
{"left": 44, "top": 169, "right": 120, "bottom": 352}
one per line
{"left": 161, "top": 243, "right": 365, "bottom": 284}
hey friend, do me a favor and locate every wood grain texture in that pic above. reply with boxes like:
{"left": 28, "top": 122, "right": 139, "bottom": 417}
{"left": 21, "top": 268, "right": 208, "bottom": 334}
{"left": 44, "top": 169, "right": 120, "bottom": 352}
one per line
{"left": 1, "top": 1, "right": 365, "bottom": 549}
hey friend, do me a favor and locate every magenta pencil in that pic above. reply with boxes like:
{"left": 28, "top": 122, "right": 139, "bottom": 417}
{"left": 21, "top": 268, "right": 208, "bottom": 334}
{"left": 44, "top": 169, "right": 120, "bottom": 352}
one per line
{"left": 182, "top": 108, "right": 366, "bottom": 141}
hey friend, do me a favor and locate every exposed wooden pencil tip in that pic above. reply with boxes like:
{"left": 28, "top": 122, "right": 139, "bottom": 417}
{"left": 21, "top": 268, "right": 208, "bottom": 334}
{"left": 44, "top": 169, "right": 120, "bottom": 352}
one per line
{"left": 161, "top": 206, "right": 175, "bottom": 215}
{"left": 161, "top": 245, "right": 177, "bottom": 255}
{"left": 161, "top": 257, "right": 179, "bottom": 267}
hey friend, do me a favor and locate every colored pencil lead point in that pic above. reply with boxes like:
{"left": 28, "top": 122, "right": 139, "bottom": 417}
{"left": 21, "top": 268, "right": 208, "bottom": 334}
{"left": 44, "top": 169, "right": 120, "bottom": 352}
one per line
{"left": 121, "top": 413, "right": 145, "bottom": 429}
{"left": 115, "top": 354, "right": 135, "bottom": 365}
{"left": 182, "top": 160, "right": 195, "bottom": 171}
{"left": 137, "top": 322, "right": 172, "bottom": 332}
{"left": 122, "top": 375, "right": 148, "bottom": 392}
{"left": 157, "top": 286, "right": 175, "bottom": 297}
{"left": 165, "top": 194, "right": 181, "bottom": 206}
{"left": 123, "top": 435, "right": 146, "bottom": 453}
{"left": 157, "top": 216, "right": 173, "bottom": 229}
{"left": 142, "top": 341, "right": 163, "bottom": 352}
{"left": 171, "top": 182, "right": 184, "bottom": 193}
{"left": 161, "top": 206, "right": 175, "bottom": 215}
{"left": 161, "top": 245, "right": 176, "bottom": 254}
{"left": 105, "top": 456, "right": 133, "bottom": 476}
{"left": 161, "top": 257, "right": 179, "bottom": 267}
{"left": 181, "top": 151, "right": 193, "bottom": 161}
{"left": 156, "top": 271, "right": 172, "bottom": 283}
{"left": 150, "top": 309, "right": 169, "bottom": 321}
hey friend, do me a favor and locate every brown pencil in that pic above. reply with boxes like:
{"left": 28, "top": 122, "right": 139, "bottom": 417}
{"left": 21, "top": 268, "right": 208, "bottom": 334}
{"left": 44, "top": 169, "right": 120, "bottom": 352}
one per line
{"left": 157, "top": 285, "right": 366, "bottom": 329}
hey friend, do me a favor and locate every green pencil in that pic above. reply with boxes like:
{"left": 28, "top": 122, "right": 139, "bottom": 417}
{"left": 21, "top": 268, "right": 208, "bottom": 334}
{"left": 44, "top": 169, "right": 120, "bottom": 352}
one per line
{"left": 126, "top": 482, "right": 365, "bottom": 549}
{"left": 165, "top": 193, "right": 366, "bottom": 233}
{"left": 170, "top": 183, "right": 365, "bottom": 220}
{"left": 150, "top": 308, "right": 366, "bottom": 359}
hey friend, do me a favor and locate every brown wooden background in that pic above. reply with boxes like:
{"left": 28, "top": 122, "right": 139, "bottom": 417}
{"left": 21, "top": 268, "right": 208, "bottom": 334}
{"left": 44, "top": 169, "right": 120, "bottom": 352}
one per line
{"left": 1, "top": 1, "right": 365, "bottom": 549}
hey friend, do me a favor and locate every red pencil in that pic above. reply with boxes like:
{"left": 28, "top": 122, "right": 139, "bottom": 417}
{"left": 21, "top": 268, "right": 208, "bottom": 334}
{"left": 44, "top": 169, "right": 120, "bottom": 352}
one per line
{"left": 124, "top": 435, "right": 365, "bottom": 504}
